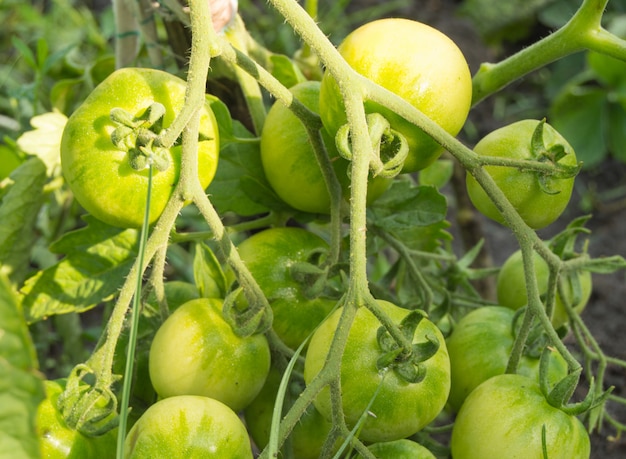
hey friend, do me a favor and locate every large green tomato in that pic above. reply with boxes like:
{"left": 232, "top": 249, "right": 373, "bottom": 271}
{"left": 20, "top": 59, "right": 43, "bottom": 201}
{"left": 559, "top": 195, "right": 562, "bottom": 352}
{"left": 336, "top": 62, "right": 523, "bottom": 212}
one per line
{"left": 450, "top": 374, "right": 590, "bottom": 459}
{"left": 61, "top": 67, "right": 219, "bottom": 228}
{"left": 124, "top": 395, "right": 253, "bottom": 458}
{"left": 446, "top": 306, "right": 568, "bottom": 412}
{"left": 497, "top": 249, "right": 593, "bottom": 329}
{"left": 466, "top": 119, "right": 578, "bottom": 229}
{"left": 36, "top": 380, "right": 117, "bottom": 459}
{"left": 261, "top": 80, "right": 390, "bottom": 214}
{"left": 244, "top": 367, "right": 334, "bottom": 459}
{"left": 365, "top": 439, "right": 436, "bottom": 459}
{"left": 304, "top": 300, "right": 451, "bottom": 443}
{"left": 148, "top": 298, "right": 271, "bottom": 412}
{"left": 319, "top": 18, "right": 472, "bottom": 173}
{"left": 234, "top": 227, "right": 337, "bottom": 350}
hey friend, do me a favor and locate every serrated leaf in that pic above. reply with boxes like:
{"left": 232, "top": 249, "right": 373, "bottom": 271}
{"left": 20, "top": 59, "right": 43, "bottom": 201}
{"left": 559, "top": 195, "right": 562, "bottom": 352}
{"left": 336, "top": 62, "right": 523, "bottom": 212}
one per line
{"left": 21, "top": 215, "right": 139, "bottom": 322}
{"left": 369, "top": 181, "right": 447, "bottom": 231}
{"left": 0, "top": 158, "right": 47, "bottom": 284}
{"left": 193, "top": 242, "right": 227, "bottom": 298}
{"left": 0, "top": 273, "right": 45, "bottom": 459}
{"left": 206, "top": 121, "right": 273, "bottom": 216}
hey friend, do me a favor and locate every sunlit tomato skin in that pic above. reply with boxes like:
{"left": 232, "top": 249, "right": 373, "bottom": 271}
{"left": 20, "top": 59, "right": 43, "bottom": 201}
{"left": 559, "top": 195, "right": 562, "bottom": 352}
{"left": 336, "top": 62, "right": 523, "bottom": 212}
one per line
{"left": 148, "top": 298, "right": 271, "bottom": 412}
{"left": 36, "top": 380, "right": 117, "bottom": 459}
{"left": 445, "top": 306, "right": 568, "bottom": 412}
{"left": 450, "top": 374, "right": 591, "bottom": 459}
{"left": 365, "top": 439, "right": 437, "bottom": 459}
{"left": 304, "top": 300, "right": 451, "bottom": 443}
{"left": 319, "top": 18, "right": 473, "bottom": 173}
{"left": 497, "top": 249, "right": 593, "bottom": 328}
{"left": 466, "top": 119, "right": 578, "bottom": 229}
{"left": 244, "top": 367, "right": 334, "bottom": 459}
{"left": 261, "top": 80, "right": 390, "bottom": 214}
{"left": 61, "top": 67, "right": 219, "bottom": 228}
{"left": 123, "top": 395, "right": 253, "bottom": 458}
{"left": 234, "top": 227, "right": 337, "bottom": 350}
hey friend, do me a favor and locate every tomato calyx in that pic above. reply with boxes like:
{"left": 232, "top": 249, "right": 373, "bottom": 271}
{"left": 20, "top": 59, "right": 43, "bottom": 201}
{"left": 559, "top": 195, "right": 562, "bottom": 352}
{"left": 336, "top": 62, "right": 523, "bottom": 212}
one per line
{"left": 375, "top": 310, "right": 441, "bottom": 383}
{"left": 336, "top": 113, "right": 409, "bottom": 179}
{"left": 529, "top": 119, "right": 581, "bottom": 195}
{"left": 538, "top": 348, "right": 613, "bottom": 416}
{"left": 223, "top": 285, "right": 274, "bottom": 337}
{"left": 56, "top": 364, "right": 119, "bottom": 437}
{"left": 110, "top": 103, "right": 171, "bottom": 172}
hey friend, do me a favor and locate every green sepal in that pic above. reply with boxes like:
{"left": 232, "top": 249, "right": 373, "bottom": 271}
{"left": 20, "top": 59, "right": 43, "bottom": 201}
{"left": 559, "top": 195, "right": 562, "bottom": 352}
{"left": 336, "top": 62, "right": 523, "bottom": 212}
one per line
{"left": 222, "top": 286, "right": 273, "bottom": 337}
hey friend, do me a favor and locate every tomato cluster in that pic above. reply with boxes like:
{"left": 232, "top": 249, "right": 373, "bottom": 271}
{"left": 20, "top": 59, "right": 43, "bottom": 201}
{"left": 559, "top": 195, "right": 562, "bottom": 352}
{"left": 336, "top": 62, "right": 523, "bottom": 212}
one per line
{"left": 43, "top": 11, "right": 598, "bottom": 459}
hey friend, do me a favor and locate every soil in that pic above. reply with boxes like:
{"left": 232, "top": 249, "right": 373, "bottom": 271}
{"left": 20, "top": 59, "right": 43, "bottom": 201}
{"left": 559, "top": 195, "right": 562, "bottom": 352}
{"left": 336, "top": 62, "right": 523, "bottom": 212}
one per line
{"left": 345, "top": 0, "right": 626, "bottom": 456}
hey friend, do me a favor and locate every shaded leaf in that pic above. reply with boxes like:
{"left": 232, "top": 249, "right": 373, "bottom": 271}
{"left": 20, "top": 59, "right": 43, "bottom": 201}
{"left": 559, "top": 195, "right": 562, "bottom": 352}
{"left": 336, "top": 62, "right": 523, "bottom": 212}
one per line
{"left": 0, "top": 158, "right": 47, "bottom": 284}
{"left": 0, "top": 273, "right": 45, "bottom": 459}
{"left": 21, "top": 215, "right": 139, "bottom": 322}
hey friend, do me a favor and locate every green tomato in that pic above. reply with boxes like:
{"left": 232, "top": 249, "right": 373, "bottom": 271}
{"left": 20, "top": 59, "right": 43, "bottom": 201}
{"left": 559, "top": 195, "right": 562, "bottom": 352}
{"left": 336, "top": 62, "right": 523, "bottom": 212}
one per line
{"left": 446, "top": 306, "right": 568, "bottom": 412}
{"left": 497, "top": 249, "right": 593, "bottom": 329}
{"left": 319, "top": 18, "right": 472, "bottom": 173}
{"left": 234, "top": 227, "right": 337, "bottom": 350}
{"left": 365, "top": 439, "right": 436, "bottom": 459}
{"left": 450, "top": 374, "right": 590, "bottom": 459}
{"left": 261, "top": 80, "right": 390, "bottom": 214}
{"left": 124, "top": 395, "right": 253, "bottom": 458}
{"left": 244, "top": 367, "right": 334, "bottom": 459}
{"left": 148, "top": 298, "right": 271, "bottom": 412}
{"left": 304, "top": 300, "right": 451, "bottom": 443}
{"left": 61, "top": 67, "right": 219, "bottom": 228}
{"left": 466, "top": 119, "right": 578, "bottom": 229}
{"left": 36, "top": 380, "right": 117, "bottom": 459}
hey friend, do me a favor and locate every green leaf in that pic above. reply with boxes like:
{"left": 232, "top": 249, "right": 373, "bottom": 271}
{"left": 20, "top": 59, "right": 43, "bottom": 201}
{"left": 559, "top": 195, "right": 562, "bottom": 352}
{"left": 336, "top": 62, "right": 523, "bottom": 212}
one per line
{"left": 369, "top": 181, "right": 447, "bottom": 231}
{"left": 549, "top": 85, "right": 608, "bottom": 169}
{"left": 207, "top": 121, "right": 279, "bottom": 216}
{"left": 16, "top": 112, "right": 67, "bottom": 175}
{"left": 11, "top": 36, "right": 37, "bottom": 70}
{"left": 269, "top": 54, "right": 307, "bottom": 89}
{"left": 0, "top": 158, "right": 47, "bottom": 284}
{"left": 607, "top": 101, "right": 626, "bottom": 162}
{"left": 21, "top": 215, "right": 139, "bottom": 322}
{"left": 0, "top": 272, "right": 45, "bottom": 459}
{"left": 193, "top": 242, "right": 227, "bottom": 299}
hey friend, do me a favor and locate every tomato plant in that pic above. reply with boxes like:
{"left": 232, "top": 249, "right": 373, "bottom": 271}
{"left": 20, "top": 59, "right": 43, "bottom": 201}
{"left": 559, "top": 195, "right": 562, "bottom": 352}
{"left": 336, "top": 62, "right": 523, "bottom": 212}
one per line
{"left": 465, "top": 119, "right": 579, "bottom": 229}
{"left": 234, "top": 227, "right": 337, "bottom": 349}
{"left": 450, "top": 374, "right": 591, "bottom": 459}
{"left": 445, "top": 306, "right": 568, "bottom": 412}
{"left": 148, "top": 298, "right": 271, "bottom": 412}
{"left": 60, "top": 67, "right": 219, "bottom": 228}
{"left": 497, "top": 249, "right": 593, "bottom": 328}
{"left": 319, "top": 18, "right": 473, "bottom": 173}
{"left": 304, "top": 300, "right": 451, "bottom": 443}
{"left": 261, "top": 80, "right": 390, "bottom": 214}
{"left": 6, "top": 1, "right": 626, "bottom": 458}
{"left": 123, "top": 395, "right": 254, "bottom": 458}
{"left": 36, "top": 380, "right": 117, "bottom": 459}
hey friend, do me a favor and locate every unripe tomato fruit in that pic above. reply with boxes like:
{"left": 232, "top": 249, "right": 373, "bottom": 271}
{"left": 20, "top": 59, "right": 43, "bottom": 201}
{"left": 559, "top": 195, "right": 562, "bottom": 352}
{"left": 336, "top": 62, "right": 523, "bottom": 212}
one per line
{"left": 304, "top": 300, "right": 451, "bottom": 443}
{"left": 497, "top": 249, "right": 593, "bottom": 329}
{"left": 61, "top": 67, "right": 219, "bottom": 228}
{"left": 36, "top": 380, "right": 117, "bottom": 459}
{"left": 451, "top": 374, "right": 590, "bottom": 459}
{"left": 234, "top": 227, "right": 337, "bottom": 349}
{"left": 148, "top": 298, "right": 271, "bottom": 412}
{"left": 466, "top": 119, "right": 578, "bottom": 229}
{"left": 123, "top": 395, "right": 253, "bottom": 458}
{"left": 261, "top": 80, "right": 390, "bottom": 214}
{"left": 365, "top": 439, "right": 436, "bottom": 459}
{"left": 445, "top": 306, "right": 568, "bottom": 412}
{"left": 244, "top": 367, "right": 334, "bottom": 459}
{"left": 319, "top": 18, "right": 472, "bottom": 173}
